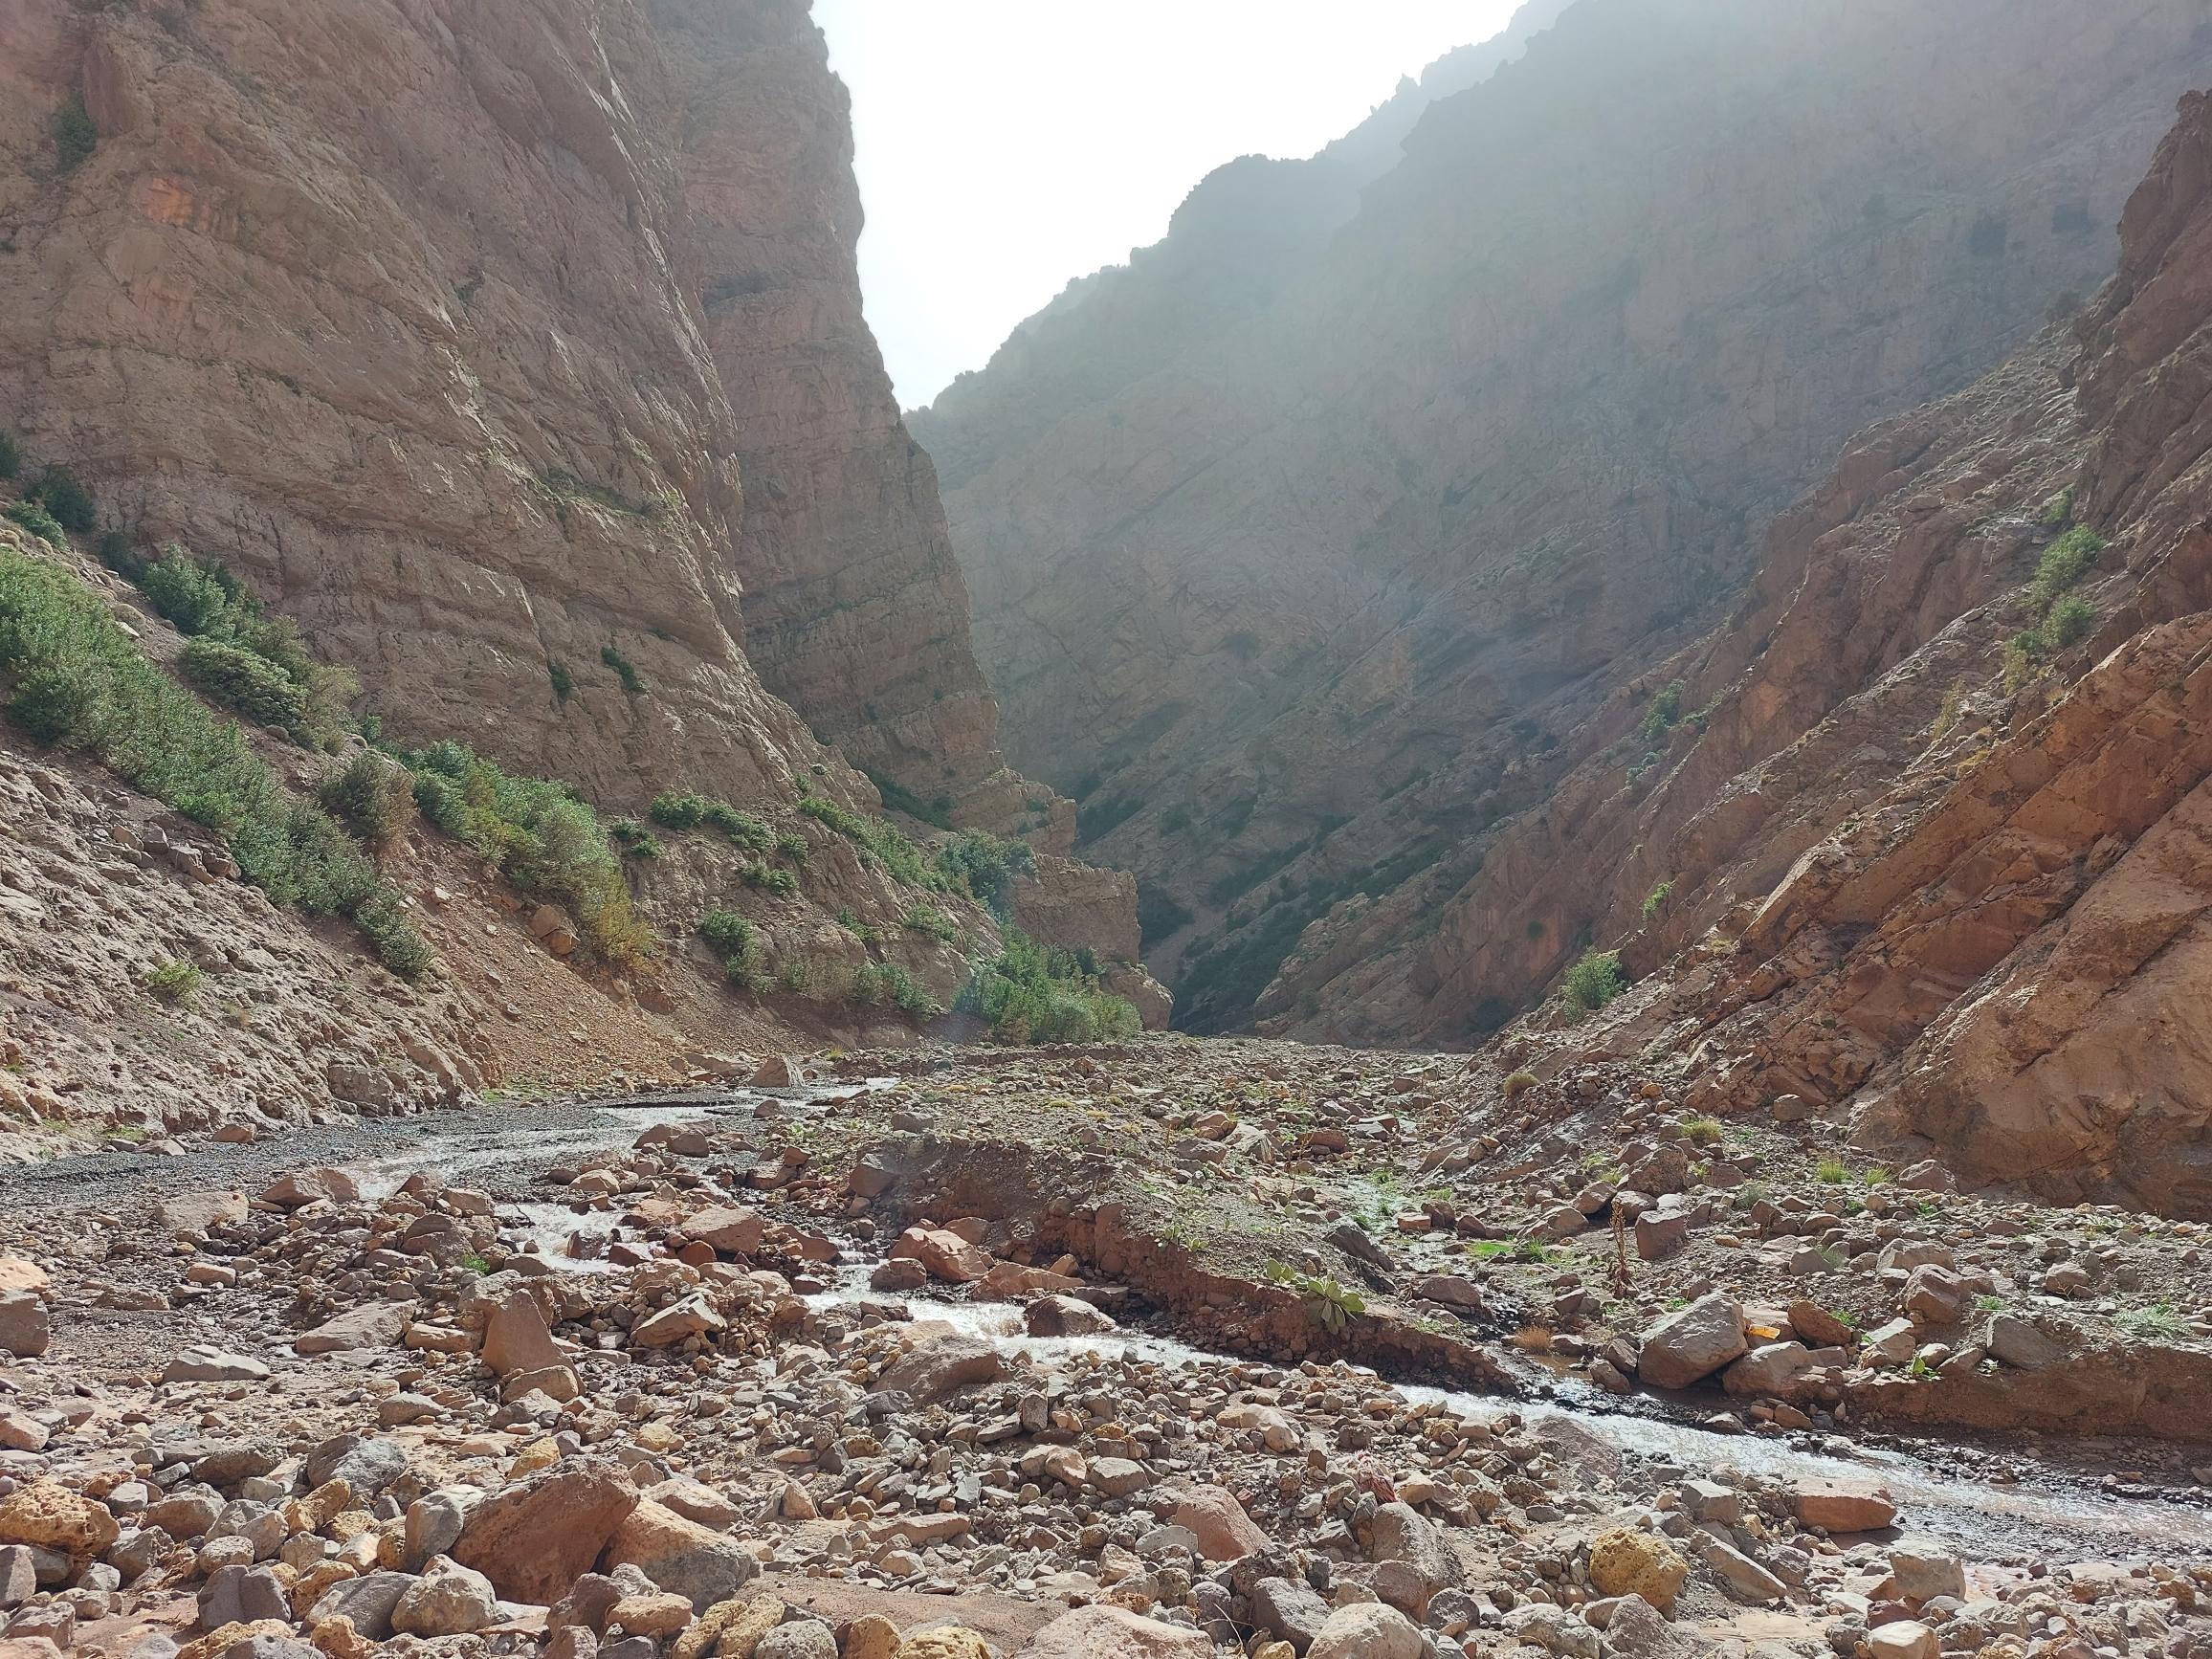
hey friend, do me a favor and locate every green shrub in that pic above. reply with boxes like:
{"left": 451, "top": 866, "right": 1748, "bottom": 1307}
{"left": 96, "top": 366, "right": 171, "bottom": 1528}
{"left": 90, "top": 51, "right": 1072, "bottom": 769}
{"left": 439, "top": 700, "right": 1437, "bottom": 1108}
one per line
{"left": 901, "top": 904, "right": 958, "bottom": 942}
{"left": 853, "top": 961, "right": 939, "bottom": 1018}
{"left": 0, "top": 432, "right": 17, "bottom": 481}
{"left": 702, "top": 801, "right": 771, "bottom": 851}
{"left": 401, "top": 740, "right": 649, "bottom": 967}
{"left": 50, "top": 92, "right": 97, "bottom": 171}
{"left": 2047, "top": 594, "right": 2096, "bottom": 649}
{"left": 697, "top": 909, "right": 766, "bottom": 991}
{"left": 2030, "top": 527, "right": 2105, "bottom": 614}
{"left": 0, "top": 549, "right": 430, "bottom": 978}
{"left": 1562, "top": 950, "right": 1628, "bottom": 1012}
{"left": 739, "top": 860, "right": 797, "bottom": 897}
{"left": 1679, "top": 1115, "right": 1724, "bottom": 1146}
{"left": 547, "top": 659, "right": 574, "bottom": 704}
{"left": 958, "top": 928, "right": 1139, "bottom": 1044}
{"left": 773, "top": 830, "right": 808, "bottom": 862}
{"left": 799, "top": 793, "right": 942, "bottom": 891}
{"left": 935, "top": 829, "right": 1035, "bottom": 918}
{"left": 4, "top": 500, "right": 64, "bottom": 546}
{"left": 1642, "top": 881, "right": 1672, "bottom": 921}
{"left": 609, "top": 817, "right": 661, "bottom": 860}
{"left": 649, "top": 790, "right": 709, "bottom": 830}
{"left": 182, "top": 636, "right": 308, "bottom": 734}
{"left": 1636, "top": 680, "right": 1685, "bottom": 742}
{"left": 144, "top": 959, "right": 201, "bottom": 1004}
{"left": 2035, "top": 488, "right": 2074, "bottom": 529}
{"left": 29, "top": 467, "right": 95, "bottom": 533}
{"left": 319, "top": 750, "right": 413, "bottom": 851}
{"left": 601, "top": 644, "right": 645, "bottom": 695}
{"left": 1502, "top": 1070, "right": 1538, "bottom": 1099}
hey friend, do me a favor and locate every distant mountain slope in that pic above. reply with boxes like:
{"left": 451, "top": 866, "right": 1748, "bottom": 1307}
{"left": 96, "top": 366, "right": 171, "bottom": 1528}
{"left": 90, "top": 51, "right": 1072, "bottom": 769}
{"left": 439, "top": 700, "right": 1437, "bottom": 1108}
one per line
{"left": 916, "top": 0, "right": 2212, "bottom": 1034}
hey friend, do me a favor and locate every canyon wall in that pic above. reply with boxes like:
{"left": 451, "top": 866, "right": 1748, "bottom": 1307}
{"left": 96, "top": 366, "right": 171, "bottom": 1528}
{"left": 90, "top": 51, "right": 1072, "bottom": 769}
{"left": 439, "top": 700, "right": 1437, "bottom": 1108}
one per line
{"left": 917, "top": 0, "right": 2212, "bottom": 1032}
{"left": 0, "top": 0, "right": 1027, "bottom": 820}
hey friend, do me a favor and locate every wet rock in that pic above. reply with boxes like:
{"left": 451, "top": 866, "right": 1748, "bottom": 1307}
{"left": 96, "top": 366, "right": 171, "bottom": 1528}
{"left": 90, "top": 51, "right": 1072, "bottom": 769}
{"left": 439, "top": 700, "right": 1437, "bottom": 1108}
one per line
{"left": 1637, "top": 1293, "right": 1747, "bottom": 1389}
{"left": 878, "top": 1335, "right": 1003, "bottom": 1403}
{"left": 1722, "top": 1341, "right": 1815, "bottom": 1397}
{"left": 681, "top": 1206, "right": 763, "bottom": 1256}
{"left": 1026, "top": 1294, "right": 1117, "bottom": 1337}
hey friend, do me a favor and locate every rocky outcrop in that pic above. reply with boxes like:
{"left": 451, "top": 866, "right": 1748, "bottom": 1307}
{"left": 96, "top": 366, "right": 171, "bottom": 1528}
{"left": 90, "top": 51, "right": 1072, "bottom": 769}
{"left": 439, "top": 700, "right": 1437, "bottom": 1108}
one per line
{"left": 918, "top": 0, "right": 2212, "bottom": 1030}
{"left": 1337, "top": 91, "right": 2212, "bottom": 1216}
{"left": 0, "top": 0, "right": 1142, "bottom": 1014}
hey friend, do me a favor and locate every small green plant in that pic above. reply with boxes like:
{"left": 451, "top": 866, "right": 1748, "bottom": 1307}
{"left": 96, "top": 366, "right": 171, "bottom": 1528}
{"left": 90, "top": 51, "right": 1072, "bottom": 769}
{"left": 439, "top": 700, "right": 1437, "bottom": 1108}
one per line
{"left": 800, "top": 792, "right": 945, "bottom": 891}
{"left": 1636, "top": 680, "right": 1685, "bottom": 742}
{"left": 2035, "top": 487, "right": 2074, "bottom": 529}
{"left": 51, "top": 92, "right": 97, "bottom": 171}
{"left": 30, "top": 467, "right": 96, "bottom": 533}
{"left": 4, "top": 500, "right": 65, "bottom": 546}
{"left": 1862, "top": 1165, "right": 1892, "bottom": 1188}
{"left": 649, "top": 791, "right": 708, "bottom": 829}
{"left": 1815, "top": 1158, "right": 1848, "bottom": 1184}
{"left": 901, "top": 904, "right": 958, "bottom": 942}
{"left": 547, "top": 659, "right": 574, "bottom": 704}
{"left": 1906, "top": 1354, "right": 1935, "bottom": 1380}
{"left": 144, "top": 959, "right": 202, "bottom": 1005}
{"left": 1642, "top": 881, "right": 1673, "bottom": 921}
{"left": 1679, "top": 1115, "right": 1723, "bottom": 1147}
{"left": 2046, "top": 594, "right": 2096, "bottom": 649}
{"left": 773, "top": 830, "right": 807, "bottom": 862}
{"left": 1264, "top": 1262, "right": 1367, "bottom": 1333}
{"left": 319, "top": 750, "right": 413, "bottom": 852}
{"left": 0, "top": 431, "right": 17, "bottom": 481}
{"left": 600, "top": 644, "right": 646, "bottom": 695}
{"left": 2115, "top": 1303, "right": 2192, "bottom": 1342}
{"left": 697, "top": 909, "right": 765, "bottom": 990}
{"left": 1976, "top": 1294, "right": 2005, "bottom": 1313}
{"left": 701, "top": 801, "right": 771, "bottom": 851}
{"left": 739, "top": 860, "right": 797, "bottom": 898}
{"left": 852, "top": 961, "right": 940, "bottom": 1019}
{"left": 1562, "top": 950, "right": 1628, "bottom": 1012}
{"left": 2030, "top": 526, "right": 2106, "bottom": 612}
{"left": 1502, "top": 1069, "right": 1538, "bottom": 1100}
{"left": 609, "top": 817, "right": 661, "bottom": 860}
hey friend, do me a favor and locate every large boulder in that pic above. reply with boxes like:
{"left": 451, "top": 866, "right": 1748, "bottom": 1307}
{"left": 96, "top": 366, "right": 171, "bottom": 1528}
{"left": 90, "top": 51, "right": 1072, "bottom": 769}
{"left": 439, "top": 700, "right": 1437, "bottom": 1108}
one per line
{"left": 680, "top": 1206, "right": 763, "bottom": 1256}
{"left": 1018, "top": 1604, "right": 1211, "bottom": 1657}
{"left": 1637, "top": 1293, "right": 1747, "bottom": 1390}
{"left": 1588, "top": 1529, "right": 1689, "bottom": 1612}
{"left": 0, "top": 1482, "right": 118, "bottom": 1558}
{"left": 1368, "top": 1501, "right": 1460, "bottom": 1617}
{"left": 600, "top": 1499, "right": 756, "bottom": 1611}
{"left": 1170, "top": 1486, "right": 1268, "bottom": 1562}
{"left": 453, "top": 1459, "right": 637, "bottom": 1604}
{"left": 390, "top": 1557, "right": 500, "bottom": 1637}
{"left": 1792, "top": 1479, "right": 1897, "bottom": 1533}
{"left": 482, "top": 1291, "right": 565, "bottom": 1377}
{"left": 889, "top": 1228, "right": 994, "bottom": 1284}
{"left": 1308, "top": 1604, "right": 1424, "bottom": 1659}
{"left": 878, "top": 1334, "right": 1003, "bottom": 1403}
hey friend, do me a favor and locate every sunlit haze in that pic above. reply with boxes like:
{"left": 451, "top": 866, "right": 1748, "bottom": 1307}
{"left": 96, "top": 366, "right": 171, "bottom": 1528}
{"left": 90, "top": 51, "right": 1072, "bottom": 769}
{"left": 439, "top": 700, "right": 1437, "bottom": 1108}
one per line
{"left": 815, "top": 1, "right": 1519, "bottom": 408}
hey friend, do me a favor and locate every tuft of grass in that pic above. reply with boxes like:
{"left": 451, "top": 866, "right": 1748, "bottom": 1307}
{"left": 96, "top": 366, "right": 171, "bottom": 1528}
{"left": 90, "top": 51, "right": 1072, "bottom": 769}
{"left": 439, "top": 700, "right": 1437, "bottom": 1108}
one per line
{"left": 402, "top": 739, "right": 649, "bottom": 968}
{"left": 0, "top": 547, "right": 431, "bottom": 979}
{"left": 738, "top": 860, "right": 797, "bottom": 898}
{"left": 1679, "top": 1115, "right": 1724, "bottom": 1147}
{"left": 608, "top": 817, "right": 661, "bottom": 860}
{"left": 1815, "top": 1159, "right": 1849, "bottom": 1184}
{"left": 2114, "top": 1303, "right": 2192, "bottom": 1342}
{"left": 2046, "top": 594, "right": 2096, "bottom": 650}
{"left": 697, "top": 909, "right": 765, "bottom": 991}
{"left": 1503, "top": 1070, "right": 1538, "bottom": 1100}
{"left": 144, "top": 959, "right": 202, "bottom": 1005}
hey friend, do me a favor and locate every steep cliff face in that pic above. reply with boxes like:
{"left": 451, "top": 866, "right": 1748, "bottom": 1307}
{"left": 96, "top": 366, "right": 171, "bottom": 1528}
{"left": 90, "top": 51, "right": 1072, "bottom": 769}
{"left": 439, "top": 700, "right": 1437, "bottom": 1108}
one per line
{"left": 918, "top": 0, "right": 2212, "bottom": 1032}
{"left": 0, "top": 0, "right": 1040, "bottom": 823}
{"left": 1341, "top": 91, "right": 2212, "bottom": 1216}
{"left": 650, "top": 0, "right": 1005, "bottom": 803}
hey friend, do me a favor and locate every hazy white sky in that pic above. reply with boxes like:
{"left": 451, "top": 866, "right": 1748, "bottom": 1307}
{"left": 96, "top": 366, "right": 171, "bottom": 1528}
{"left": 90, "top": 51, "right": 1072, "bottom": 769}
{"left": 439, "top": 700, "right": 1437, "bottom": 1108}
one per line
{"left": 815, "top": 1, "right": 1519, "bottom": 409}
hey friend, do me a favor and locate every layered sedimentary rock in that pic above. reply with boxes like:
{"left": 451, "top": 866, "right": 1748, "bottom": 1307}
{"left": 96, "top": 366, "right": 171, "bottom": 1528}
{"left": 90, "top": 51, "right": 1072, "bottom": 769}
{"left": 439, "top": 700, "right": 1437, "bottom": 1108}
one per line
{"left": 651, "top": 0, "right": 1004, "bottom": 801}
{"left": 918, "top": 0, "right": 2212, "bottom": 1031}
{"left": 1298, "top": 91, "right": 2212, "bottom": 1215}
{"left": 0, "top": 0, "right": 1026, "bottom": 818}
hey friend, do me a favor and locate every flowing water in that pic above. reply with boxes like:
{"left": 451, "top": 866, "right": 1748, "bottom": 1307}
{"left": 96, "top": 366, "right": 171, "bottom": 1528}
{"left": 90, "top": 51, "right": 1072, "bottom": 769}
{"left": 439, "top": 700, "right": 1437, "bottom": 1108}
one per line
{"left": 319, "top": 1085, "right": 2212, "bottom": 1566}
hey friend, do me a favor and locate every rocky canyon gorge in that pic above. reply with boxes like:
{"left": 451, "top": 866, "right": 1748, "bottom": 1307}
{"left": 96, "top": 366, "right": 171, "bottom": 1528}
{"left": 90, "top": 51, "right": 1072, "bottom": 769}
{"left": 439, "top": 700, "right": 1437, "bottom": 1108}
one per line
{"left": 0, "top": 4, "right": 2210, "bottom": 1659}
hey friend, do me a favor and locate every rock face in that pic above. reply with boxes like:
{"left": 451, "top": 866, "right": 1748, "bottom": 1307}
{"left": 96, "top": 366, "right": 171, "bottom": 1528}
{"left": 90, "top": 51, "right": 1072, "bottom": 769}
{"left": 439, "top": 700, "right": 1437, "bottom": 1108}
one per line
{"left": 914, "top": 0, "right": 2212, "bottom": 1032}
{"left": 0, "top": 0, "right": 1095, "bottom": 842}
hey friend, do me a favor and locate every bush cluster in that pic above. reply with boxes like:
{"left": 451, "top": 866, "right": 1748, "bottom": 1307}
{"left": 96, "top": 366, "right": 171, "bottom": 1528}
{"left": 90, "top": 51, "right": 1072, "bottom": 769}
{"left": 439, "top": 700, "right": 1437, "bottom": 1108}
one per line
{"left": 697, "top": 909, "right": 765, "bottom": 990}
{"left": 402, "top": 740, "right": 649, "bottom": 968}
{"left": 139, "top": 549, "right": 353, "bottom": 748}
{"left": 958, "top": 928, "right": 1139, "bottom": 1045}
{"left": 0, "top": 548, "right": 431, "bottom": 979}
